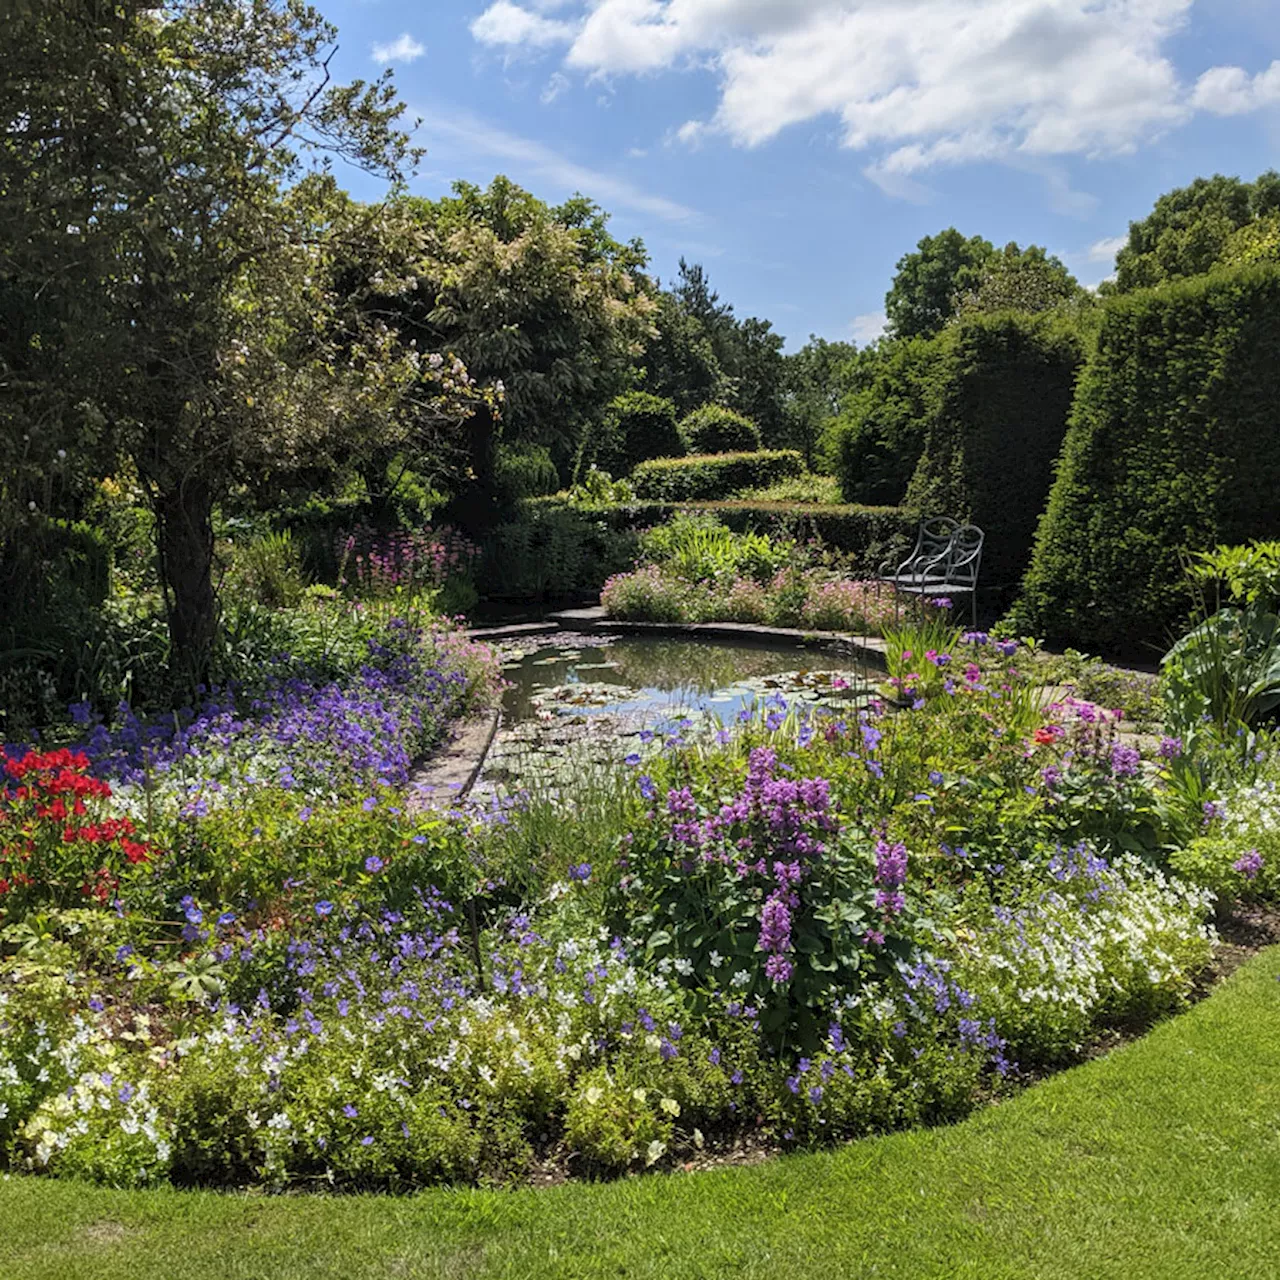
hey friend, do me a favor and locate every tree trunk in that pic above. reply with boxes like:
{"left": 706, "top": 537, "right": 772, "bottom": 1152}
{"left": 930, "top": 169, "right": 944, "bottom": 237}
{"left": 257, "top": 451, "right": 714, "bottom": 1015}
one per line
{"left": 156, "top": 475, "right": 217, "bottom": 691}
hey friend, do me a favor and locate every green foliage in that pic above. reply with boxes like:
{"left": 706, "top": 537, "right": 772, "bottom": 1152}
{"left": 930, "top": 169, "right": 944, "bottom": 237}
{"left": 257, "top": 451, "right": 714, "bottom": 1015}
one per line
{"left": 492, "top": 444, "right": 561, "bottom": 507}
{"left": 585, "top": 392, "right": 685, "bottom": 477}
{"left": 225, "top": 530, "right": 308, "bottom": 610}
{"left": 738, "top": 474, "right": 843, "bottom": 505}
{"left": 403, "top": 176, "right": 657, "bottom": 512}
{"left": 779, "top": 335, "right": 858, "bottom": 468}
{"left": 1113, "top": 171, "right": 1280, "bottom": 292}
{"left": 639, "top": 513, "right": 792, "bottom": 584}
{"left": 679, "top": 405, "right": 762, "bottom": 455}
{"left": 1161, "top": 607, "right": 1280, "bottom": 751}
{"left": 631, "top": 452, "right": 804, "bottom": 502}
{"left": 1011, "top": 263, "right": 1280, "bottom": 651}
{"left": 1187, "top": 541, "right": 1280, "bottom": 609}
{"left": 904, "top": 312, "right": 1088, "bottom": 585}
{"left": 952, "top": 243, "right": 1088, "bottom": 320}
{"left": 832, "top": 336, "right": 943, "bottom": 506}
{"left": 884, "top": 229, "right": 995, "bottom": 339}
{"left": 479, "top": 505, "right": 639, "bottom": 600}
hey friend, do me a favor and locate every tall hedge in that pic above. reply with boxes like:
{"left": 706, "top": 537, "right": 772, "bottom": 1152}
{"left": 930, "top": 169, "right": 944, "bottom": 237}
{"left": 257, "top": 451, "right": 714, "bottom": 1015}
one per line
{"left": 832, "top": 336, "right": 942, "bottom": 505}
{"left": 1010, "top": 264, "right": 1280, "bottom": 651}
{"left": 905, "top": 312, "right": 1087, "bottom": 587}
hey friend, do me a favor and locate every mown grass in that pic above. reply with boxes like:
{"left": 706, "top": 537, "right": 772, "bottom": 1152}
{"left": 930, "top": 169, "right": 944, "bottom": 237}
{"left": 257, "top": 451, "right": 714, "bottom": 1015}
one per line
{"left": 4, "top": 948, "right": 1280, "bottom": 1280}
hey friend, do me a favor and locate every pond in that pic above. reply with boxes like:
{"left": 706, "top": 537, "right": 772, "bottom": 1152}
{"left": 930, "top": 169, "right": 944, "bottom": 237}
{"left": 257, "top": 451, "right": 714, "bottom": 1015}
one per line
{"left": 478, "top": 632, "right": 876, "bottom": 793}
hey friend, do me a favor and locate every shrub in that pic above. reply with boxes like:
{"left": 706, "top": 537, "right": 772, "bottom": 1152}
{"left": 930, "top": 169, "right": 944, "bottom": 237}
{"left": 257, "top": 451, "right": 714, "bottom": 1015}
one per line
{"left": 631, "top": 451, "right": 804, "bottom": 502}
{"left": 904, "top": 312, "right": 1088, "bottom": 587}
{"left": 584, "top": 392, "right": 685, "bottom": 477}
{"left": 1010, "top": 264, "right": 1280, "bottom": 652}
{"left": 679, "top": 405, "right": 761, "bottom": 455}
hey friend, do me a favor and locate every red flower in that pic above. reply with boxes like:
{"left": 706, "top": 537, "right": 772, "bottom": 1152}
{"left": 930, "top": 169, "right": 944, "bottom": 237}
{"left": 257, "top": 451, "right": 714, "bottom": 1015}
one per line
{"left": 1033, "top": 727, "right": 1058, "bottom": 746}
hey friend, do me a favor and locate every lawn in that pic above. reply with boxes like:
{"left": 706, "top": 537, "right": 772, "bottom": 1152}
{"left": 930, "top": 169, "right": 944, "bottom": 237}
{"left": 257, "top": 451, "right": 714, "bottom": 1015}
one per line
{"left": 4, "top": 945, "right": 1278, "bottom": 1280}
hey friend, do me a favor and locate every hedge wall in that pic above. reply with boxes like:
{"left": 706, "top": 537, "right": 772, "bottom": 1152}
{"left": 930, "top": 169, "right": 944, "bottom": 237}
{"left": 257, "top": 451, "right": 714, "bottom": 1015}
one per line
{"left": 905, "top": 312, "right": 1088, "bottom": 587}
{"left": 1009, "top": 264, "right": 1280, "bottom": 652}
{"left": 563, "top": 498, "right": 919, "bottom": 577}
{"left": 832, "top": 336, "right": 943, "bottom": 506}
{"left": 631, "top": 450, "right": 803, "bottom": 502}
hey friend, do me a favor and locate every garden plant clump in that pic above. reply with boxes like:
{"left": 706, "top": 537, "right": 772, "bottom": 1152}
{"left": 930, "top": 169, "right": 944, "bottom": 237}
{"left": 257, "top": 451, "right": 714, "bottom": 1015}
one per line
{"left": 2, "top": 614, "right": 1250, "bottom": 1192}
{"left": 600, "top": 512, "right": 901, "bottom": 633}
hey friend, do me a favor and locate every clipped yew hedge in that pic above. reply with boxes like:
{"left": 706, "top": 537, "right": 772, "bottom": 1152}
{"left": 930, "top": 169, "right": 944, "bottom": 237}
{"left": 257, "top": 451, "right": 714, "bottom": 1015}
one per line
{"left": 561, "top": 498, "right": 919, "bottom": 576}
{"left": 1009, "top": 264, "right": 1280, "bottom": 651}
{"left": 631, "top": 450, "right": 804, "bottom": 502}
{"left": 905, "top": 312, "right": 1088, "bottom": 587}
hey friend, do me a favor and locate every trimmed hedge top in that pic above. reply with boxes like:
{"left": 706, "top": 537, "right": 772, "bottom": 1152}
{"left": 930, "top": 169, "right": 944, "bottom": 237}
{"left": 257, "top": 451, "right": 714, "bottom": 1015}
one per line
{"left": 631, "top": 450, "right": 804, "bottom": 502}
{"left": 679, "top": 404, "right": 762, "bottom": 455}
{"left": 1010, "top": 263, "right": 1280, "bottom": 651}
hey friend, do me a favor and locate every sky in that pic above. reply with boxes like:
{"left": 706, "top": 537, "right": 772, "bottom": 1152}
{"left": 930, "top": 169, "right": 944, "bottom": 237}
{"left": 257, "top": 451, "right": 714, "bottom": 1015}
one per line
{"left": 316, "top": 0, "right": 1280, "bottom": 350}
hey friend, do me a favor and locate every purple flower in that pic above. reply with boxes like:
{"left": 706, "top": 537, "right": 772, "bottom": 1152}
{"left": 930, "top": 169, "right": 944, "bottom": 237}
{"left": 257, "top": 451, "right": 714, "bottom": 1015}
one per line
{"left": 624, "top": 752, "right": 642, "bottom": 766}
{"left": 639, "top": 775, "right": 656, "bottom": 800}
{"left": 343, "top": 1104, "right": 358, "bottom": 1118}
{"left": 315, "top": 901, "right": 334, "bottom": 917}
{"left": 568, "top": 862, "right": 592, "bottom": 882}
{"left": 1110, "top": 744, "right": 1141, "bottom": 778}
{"left": 362, "top": 796, "right": 378, "bottom": 812}
{"left": 365, "top": 856, "right": 384, "bottom": 874}
{"left": 1158, "top": 736, "right": 1183, "bottom": 760}
{"left": 1234, "top": 849, "right": 1264, "bottom": 881}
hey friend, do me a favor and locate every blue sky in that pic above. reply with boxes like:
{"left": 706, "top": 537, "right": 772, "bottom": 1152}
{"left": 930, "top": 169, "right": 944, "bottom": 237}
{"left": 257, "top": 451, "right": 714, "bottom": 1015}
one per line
{"left": 316, "top": 1, "right": 1280, "bottom": 350}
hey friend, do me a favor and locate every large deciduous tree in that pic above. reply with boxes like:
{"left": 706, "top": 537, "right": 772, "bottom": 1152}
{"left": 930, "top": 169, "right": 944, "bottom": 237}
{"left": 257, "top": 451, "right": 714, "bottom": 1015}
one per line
{"left": 884, "top": 229, "right": 995, "bottom": 339}
{"left": 3, "top": 0, "right": 485, "bottom": 686}
{"left": 1112, "top": 171, "right": 1280, "bottom": 292}
{"left": 387, "top": 177, "right": 657, "bottom": 523}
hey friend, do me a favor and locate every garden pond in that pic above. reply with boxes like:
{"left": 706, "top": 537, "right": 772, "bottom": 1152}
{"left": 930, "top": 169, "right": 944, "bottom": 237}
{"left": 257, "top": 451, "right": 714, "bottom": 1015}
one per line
{"left": 479, "top": 631, "right": 877, "bottom": 790}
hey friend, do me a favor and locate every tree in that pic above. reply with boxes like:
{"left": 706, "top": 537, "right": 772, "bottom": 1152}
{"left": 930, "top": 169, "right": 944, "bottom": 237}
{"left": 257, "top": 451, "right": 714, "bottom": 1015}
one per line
{"left": 639, "top": 291, "right": 726, "bottom": 415}
{"left": 3, "top": 0, "right": 484, "bottom": 685}
{"left": 781, "top": 336, "right": 858, "bottom": 469}
{"left": 952, "top": 243, "right": 1087, "bottom": 319}
{"left": 885, "top": 230, "right": 994, "bottom": 339}
{"left": 1112, "top": 172, "right": 1280, "bottom": 292}
{"left": 392, "top": 177, "right": 657, "bottom": 524}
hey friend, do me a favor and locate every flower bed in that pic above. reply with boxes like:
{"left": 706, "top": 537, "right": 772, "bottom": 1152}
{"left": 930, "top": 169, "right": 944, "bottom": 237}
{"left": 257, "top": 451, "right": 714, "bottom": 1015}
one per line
{"left": 0, "top": 623, "right": 1251, "bottom": 1190}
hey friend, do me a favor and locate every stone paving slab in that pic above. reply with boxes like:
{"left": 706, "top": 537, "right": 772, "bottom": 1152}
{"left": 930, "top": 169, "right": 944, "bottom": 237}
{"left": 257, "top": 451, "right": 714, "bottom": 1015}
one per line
{"left": 406, "top": 709, "right": 501, "bottom": 811}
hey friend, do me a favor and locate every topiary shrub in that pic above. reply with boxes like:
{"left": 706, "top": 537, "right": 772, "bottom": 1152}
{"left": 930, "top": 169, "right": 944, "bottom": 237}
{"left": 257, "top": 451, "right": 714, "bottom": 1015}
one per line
{"left": 905, "top": 312, "right": 1088, "bottom": 587}
{"left": 582, "top": 392, "right": 685, "bottom": 477}
{"left": 630, "top": 451, "right": 803, "bottom": 502}
{"left": 1008, "top": 263, "right": 1280, "bottom": 652}
{"left": 679, "top": 404, "right": 762, "bottom": 455}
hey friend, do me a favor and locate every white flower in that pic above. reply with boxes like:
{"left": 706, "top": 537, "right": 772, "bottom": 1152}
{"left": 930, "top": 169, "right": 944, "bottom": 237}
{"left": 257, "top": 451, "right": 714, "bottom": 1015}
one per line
{"left": 708, "top": 950, "right": 724, "bottom": 968}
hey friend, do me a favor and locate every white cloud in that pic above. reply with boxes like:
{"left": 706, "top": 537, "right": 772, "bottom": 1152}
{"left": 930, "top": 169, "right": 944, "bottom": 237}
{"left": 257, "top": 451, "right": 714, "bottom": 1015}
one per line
{"left": 850, "top": 311, "right": 888, "bottom": 345}
{"left": 471, "top": 2, "right": 1280, "bottom": 191}
{"left": 414, "top": 106, "right": 698, "bottom": 223}
{"left": 471, "top": 1, "right": 578, "bottom": 48}
{"left": 1087, "top": 235, "right": 1128, "bottom": 263}
{"left": 371, "top": 33, "right": 425, "bottom": 65}
{"left": 541, "top": 71, "right": 571, "bottom": 103}
{"left": 1192, "top": 61, "right": 1280, "bottom": 115}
